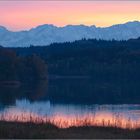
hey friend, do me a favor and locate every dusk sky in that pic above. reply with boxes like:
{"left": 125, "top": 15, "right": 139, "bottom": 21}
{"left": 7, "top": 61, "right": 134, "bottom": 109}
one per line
{"left": 0, "top": 1, "right": 140, "bottom": 31}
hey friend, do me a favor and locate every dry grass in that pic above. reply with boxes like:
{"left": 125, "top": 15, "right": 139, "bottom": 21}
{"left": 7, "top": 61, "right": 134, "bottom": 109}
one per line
{"left": 0, "top": 121, "right": 140, "bottom": 139}
{"left": 0, "top": 111, "right": 140, "bottom": 129}
{"left": 1, "top": 111, "right": 140, "bottom": 138}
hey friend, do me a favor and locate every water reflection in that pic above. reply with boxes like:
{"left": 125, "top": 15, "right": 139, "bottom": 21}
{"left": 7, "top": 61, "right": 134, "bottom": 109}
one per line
{"left": 1, "top": 78, "right": 140, "bottom": 107}
{"left": 0, "top": 80, "right": 48, "bottom": 106}
{"left": 1, "top": 99, "right": 140, "bottom": 129}
{"left": 1, "top": 79, "right": 140, "bottom": 129}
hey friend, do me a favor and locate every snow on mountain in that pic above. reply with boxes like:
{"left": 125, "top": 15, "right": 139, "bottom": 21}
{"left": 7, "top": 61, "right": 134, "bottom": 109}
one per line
{"left": 0, "top": 21, "right": 140, "bottom": 47}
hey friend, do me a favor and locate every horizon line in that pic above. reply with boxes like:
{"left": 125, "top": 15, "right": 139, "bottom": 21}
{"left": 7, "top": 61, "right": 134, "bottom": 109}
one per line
{"left": 1, "top": 20, "right": 140, "bottom": 32}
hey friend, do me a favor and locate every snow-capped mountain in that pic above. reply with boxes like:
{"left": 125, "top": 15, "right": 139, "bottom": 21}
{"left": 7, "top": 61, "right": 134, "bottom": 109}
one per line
{"left": 0, "top": 21, "right": 140, "bottom": 47}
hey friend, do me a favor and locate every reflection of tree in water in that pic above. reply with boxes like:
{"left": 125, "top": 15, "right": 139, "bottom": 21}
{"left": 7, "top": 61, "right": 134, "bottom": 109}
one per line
{"left": 47, "top": 78, "right": 140, "bottom": 104}
{"left": 0, "top": 86, "right": 21, "bottom": 106}
{"left": 0, "top": 80, "right": 48, "bottom": 107}
{"left": 23, "top": 80, "right": 48, "bottom": 101}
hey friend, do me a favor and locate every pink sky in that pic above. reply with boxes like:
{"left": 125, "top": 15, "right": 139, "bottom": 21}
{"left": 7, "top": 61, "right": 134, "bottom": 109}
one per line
{"left": 0, "top": 1, "right": 140, "bottom": 31}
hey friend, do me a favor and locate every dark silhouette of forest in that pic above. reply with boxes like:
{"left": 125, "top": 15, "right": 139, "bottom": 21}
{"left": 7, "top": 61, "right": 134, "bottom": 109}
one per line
{"left": 0, "top": 48, "right": 47, "bottom": 83}
{"left": 1, "top": 37, "right": 140, "bottom": 104}
{"left": 13, "top": 37, "right": 140, "bottom": 77}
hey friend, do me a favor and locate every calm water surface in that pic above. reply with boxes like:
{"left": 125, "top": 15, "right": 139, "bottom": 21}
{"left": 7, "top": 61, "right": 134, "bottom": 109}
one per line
{"left": 0, "top": 99, "right": 140, "bottom": 128}
{"left": 0, "top": 79, "right": 140, "bottom": 129}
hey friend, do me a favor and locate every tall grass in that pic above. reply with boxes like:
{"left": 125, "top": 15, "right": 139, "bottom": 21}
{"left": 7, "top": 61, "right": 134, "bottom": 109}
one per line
{"left": 0, "top": 111, "right": 140, "bottom": 129}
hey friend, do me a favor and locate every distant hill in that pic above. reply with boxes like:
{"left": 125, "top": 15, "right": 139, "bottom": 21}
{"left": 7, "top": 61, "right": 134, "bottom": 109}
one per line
{"left": 13, "top": 37, "right": 140, "bottom": 75}
{"left": 1, "top": 21, "right": 140, "bottom": 47}
{"left": 1, "top": 37, "right": 140, "bottom": 103}
{"left": 10, "top": 37, "right": 140, "bottom": 104}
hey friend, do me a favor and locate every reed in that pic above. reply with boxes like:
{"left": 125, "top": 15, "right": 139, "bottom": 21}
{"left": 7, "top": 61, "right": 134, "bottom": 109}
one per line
{"left": 0, "top": 111, "right": 140, "bottom": 129}
{"left": 1, "top": 120, "right": 140, "bottom": 138}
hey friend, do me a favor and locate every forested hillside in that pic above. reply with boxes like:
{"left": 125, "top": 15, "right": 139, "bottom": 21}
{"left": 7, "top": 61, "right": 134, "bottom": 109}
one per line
{"left": 0, "top": 48, "right": 47, "bottom": 83}
{"left": 13, "top": 38, "right": 140, "bottom": 77}
{"left": 1, "top": 38, "right": 140, "bottom": 103}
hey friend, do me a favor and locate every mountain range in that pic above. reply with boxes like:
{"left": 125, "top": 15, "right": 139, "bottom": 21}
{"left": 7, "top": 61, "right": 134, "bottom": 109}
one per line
{"left": 0, "top": 21, "right": 140, "bottom": 47}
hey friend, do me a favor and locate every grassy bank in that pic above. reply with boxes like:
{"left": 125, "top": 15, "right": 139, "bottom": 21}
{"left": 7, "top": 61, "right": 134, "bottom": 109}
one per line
{"left": 0, "top": 121, "right": 140, "bottom": 139}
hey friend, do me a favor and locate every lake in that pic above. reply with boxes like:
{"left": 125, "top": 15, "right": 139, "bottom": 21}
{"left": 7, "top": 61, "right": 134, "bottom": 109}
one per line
{"left": 0, "top": 79, "right": 140, "bottom": 129}
{"left": 0, "top": 100, "right": 140, "bottom": 129}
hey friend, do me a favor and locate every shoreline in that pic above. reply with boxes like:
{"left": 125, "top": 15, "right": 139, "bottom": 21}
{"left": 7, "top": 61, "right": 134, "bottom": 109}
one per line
{"left": 0, "top": 121, "right": 140, "bottom": 139}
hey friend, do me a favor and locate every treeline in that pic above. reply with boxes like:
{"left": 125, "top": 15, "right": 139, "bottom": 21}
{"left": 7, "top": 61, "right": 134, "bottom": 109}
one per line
{"left": 2, "top": 37, "right": 140, "bottom": 104}
{"left": 13, "top": 38, "right": 140, "bottom": 78}
{"left": 10, "top": 37, "right": 140, "bottom": 104}
{"left": 0, "top": 48, "right": 47, "bottom": 83}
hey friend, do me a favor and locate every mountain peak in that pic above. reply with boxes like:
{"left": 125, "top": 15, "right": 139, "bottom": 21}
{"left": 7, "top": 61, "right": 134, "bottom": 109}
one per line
{"left": 0, "top": 21, "right": 140, "bottom": 47}
{"left": 126, "top": 20, "right": 140, "bottom": 24}
{"left": 0, "top": 26, "right": 7, "bottom": 31}
{"left": 125, "top": 21, "right": 140, "bottom": 26}
{"left": 35, "top": 24, "right": 56, "bottom": 29}
{"left": 30, "top": 24, "right": 57, "bottom": 32}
